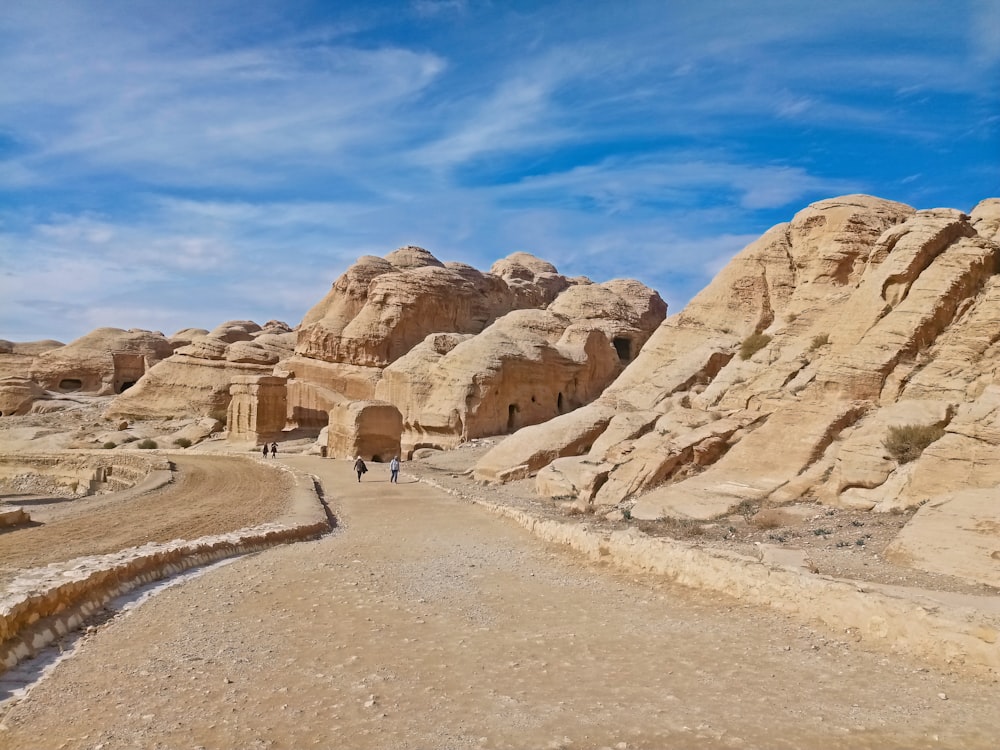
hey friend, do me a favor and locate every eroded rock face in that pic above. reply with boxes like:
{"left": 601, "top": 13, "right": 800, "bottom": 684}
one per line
{"left": 294, "top": 248, "right": 569, "bottom": 367}
{"left": 28, "top": 328, "right": 174, "bottom": 396}
{"left": 281, "top": 247, "right": 664, "bottom": 451}
{"left": 0, "top": 377, "right": 46, "bottom": 416}
{"left": 376, "top": 280, "right": 666, "bottom": 453}
{"left": 473, "top": 195, "right": 1000, "bottom": 585}
{"left": 106, "top": 322, "right": 296, "bottom": 420}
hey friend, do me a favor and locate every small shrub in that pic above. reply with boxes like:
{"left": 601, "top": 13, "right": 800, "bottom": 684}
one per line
{"left": 809, "top": 333, "right": 830, "bottom": 351}
{"left": 812, "top": 528, "right": 832, "bottom": 536}
{"left": 883, "top": 423, "right": 945, "bottom": 464}
{"left": 734, "top": 499, "right": 758, "bottom": 522}
{"left": 622, "top": 507, "right": 632, "bottom": 521}
{"left": 739, "top": 332, "right": 772, "bottom": 360}
{"left": 102, "top": 441, "right": 116, "bottom": 450}
{"left": 137, "top": 438, "right": 158, "bottom": 450}
{"left": 173, "top": 437, "right": 192, "bottom": 448}
{"left": 752, "top": 508, "right": 786, "bottom": 530}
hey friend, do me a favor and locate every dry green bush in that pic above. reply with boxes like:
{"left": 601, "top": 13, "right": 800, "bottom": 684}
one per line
{"left": 739, "top": 332, "right": 772, "bottom": 360}
{"left": 883, "top": 423, "right": 945, "bottom": 463}
{"left": 173, "top": 437, "right": 192, "bottom": 448}
{"left": 751, "top": 508, "right": 788, "bottom": 530}
{"left": 137, "top": 438, "right": 158, "bottom": 450}
{"left": 809, "top": 333, "right": 830, "bottom": 351}
{"left": 637, "top": 517, "right": 705, "bottom": 538}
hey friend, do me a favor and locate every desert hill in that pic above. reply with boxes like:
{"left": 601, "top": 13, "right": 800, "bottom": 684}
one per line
{"left": 2, "top": 195, "right": 999, "bottom": 590}
{"left": 474, "top": 194, "right": 1000, "bottom": 587}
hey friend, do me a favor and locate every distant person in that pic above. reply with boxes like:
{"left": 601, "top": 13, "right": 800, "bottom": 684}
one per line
{"left": 354, "top": 456, "right": 367, "bottom": 482}
{"left": 262, "top": 444, "right": 269, "bottom": 459}
{"left": 271, "top": 441, "right": 278, "bottom": 458}
{"left": 389, "top": 455, "right": 400, "bottom": 483}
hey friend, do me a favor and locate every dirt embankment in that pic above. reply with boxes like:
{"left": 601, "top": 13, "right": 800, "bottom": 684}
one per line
{"left": 0, "top": 454, "right": 293, "bottom": 587}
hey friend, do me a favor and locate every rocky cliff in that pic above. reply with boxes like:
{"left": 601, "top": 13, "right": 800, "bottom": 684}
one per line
{"left": 475, "top": 195, "right": 1000, "bottom": 587}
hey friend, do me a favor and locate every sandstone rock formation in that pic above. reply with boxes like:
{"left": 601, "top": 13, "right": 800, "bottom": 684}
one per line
{"left": 0, "top": 339, "right": 63, "bottom": 380}
{"left": 474, "top": 194, "right": 1000, "bottom": 587}
{"left": 26, "top": 328, "right": 174, "bottom": 396}
{"left": 268, "top": 247, "right": 665, "bottom": 456}
{"left": 376, "top": 279, "right": 665, "bottom": 453}
{"left": 0, "top": 377, "right": 46, "bottom": 417}
{"left": 107, "top": 321, "right": 296, "bottom": 420}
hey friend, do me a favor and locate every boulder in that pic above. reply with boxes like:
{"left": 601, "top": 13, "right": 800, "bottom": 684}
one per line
{"left": 0, "top": 377, "right": 46, "bottom": 417}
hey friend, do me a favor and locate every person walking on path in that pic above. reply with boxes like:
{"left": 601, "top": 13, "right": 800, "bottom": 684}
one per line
{"left": 262, "top": 444, "right": 269, "bottom": 459}
{"left": 389, "top": 455, "right": 400, "bottom": 483}
{"left": 353, "top": 456, "right": 367, "bottom": 482}
{"left": 270, "top": 442, "right": 278, "bottom": 458}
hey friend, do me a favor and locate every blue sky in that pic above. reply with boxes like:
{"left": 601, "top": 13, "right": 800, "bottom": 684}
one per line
{"left": 1, "top": 0, "right": 998, "bottom": 343}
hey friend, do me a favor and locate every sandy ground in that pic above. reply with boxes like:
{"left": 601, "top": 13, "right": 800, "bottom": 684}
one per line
{"left": 0, "top": 454, "right": 294, "bottom": 588}
{"left": 2, "top": 454, "right": 999, "bottom": 750}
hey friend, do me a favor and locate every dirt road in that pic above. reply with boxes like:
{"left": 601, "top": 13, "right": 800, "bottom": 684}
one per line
{"left": 2, "top": 455, "right": 998, "bottom": 749}
{"left": 0, "top": 454, "right": 293, "bottom": 587}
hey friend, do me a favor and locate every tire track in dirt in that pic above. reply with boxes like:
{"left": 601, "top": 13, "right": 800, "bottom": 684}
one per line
{"left": 0, "top": 455, "right": 292, "bottom": 587}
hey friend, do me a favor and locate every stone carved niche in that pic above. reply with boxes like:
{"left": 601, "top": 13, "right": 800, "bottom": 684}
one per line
{"left": 327, "top": 400, "right": 402, "bottom": 461}
{"left": 227, "top": 375, "right": 288, "bottom": 444}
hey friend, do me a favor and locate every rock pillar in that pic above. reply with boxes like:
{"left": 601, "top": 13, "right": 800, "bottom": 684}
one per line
{"left": 227, "top": 375, "right": 288, "bottom": 444}
{"left": 327, "top": 400, "right": 402, "bottom": 460}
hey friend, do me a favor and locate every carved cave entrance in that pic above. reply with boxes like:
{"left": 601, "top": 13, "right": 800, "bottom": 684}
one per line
{"left": 612, "top": 336, "right": 632, "bottom": 361}
{"left": 507, "top": 403, "right": 519, "bottom": 433}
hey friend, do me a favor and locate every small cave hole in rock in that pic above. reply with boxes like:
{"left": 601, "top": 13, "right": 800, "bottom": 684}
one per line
{"left": 59, "top": 378, "right": 83, "bottom": 392}
{"left": 118, "top": 381, "right": 136, "bottom": 393}
{"left": 507, "top": 403, "right": 519, "bottom": 433}
{"left": 557, "top": 392, "right": 565, "bottom": 413}
{"left": 613, "top": 337, "right": 632, "bottom": 361}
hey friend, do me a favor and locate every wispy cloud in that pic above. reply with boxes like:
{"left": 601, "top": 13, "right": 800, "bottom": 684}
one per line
{"left": 0, "top": 0, "right": 995, "bottom": 342}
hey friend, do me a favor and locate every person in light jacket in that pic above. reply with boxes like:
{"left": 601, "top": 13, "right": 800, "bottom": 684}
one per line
{"left": 389, "top": 455, "right": 400, "bottom": 483}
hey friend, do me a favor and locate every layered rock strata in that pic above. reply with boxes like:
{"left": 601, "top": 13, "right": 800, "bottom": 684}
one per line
{"left": 107, "top": 321, "right": 295, "bottom": 420}
{"left": 273, "top": 247, "right": 665, "bottom": 456}
{"left": 474, "top": 195, "right": 1000, "bottom": 587}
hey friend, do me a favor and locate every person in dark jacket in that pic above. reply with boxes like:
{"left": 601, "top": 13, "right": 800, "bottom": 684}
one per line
{"left": 353, "top": 456, "right": 367, "bottom": 482}
{"left": 270, "top": 441, "right": 278, "bottom": 458}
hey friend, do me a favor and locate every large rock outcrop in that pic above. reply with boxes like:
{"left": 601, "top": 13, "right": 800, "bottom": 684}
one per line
{"left": 377, "top": 279, "right": 666, "bottom": 453}
{"left": 107, "top": 321, "right": 295, "bottom": 420}
{"left": 474, "top": 194, "right": 1000, "bottom": 586}
{"left": 274, "top": 247, "right": 666, "bottom": 450}
{"left": 26, "top": 328, "right": 174, "bottom": 396}
{"left": 0, "top": 339, "right": 63, "bottom": 380}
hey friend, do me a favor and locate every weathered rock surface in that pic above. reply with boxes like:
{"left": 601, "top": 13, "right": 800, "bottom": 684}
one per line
{"left": 0, "top": 339, "right": 63, "bottom": 380}
{"left": 294, "top": 247, "right": 566, "bottom": 368}
{"left": 274, "top": 247, "right": 664, "bottom": 451}
{"left": 376, "top": 279, "right": 666, "bottom": 453}
{"left": 474, "top": 194, "right": 1000, "bottom": 587}
{"left": 106, "top": 321, "right": 296, "bottom": 420}
{"left": 0, "top": 377, "right": 46, "bottom": 417}
{"left": 27, "top": 328, "right": 174, "bottom": 396}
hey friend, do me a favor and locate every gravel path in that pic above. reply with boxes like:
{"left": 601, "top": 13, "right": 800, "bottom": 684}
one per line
{"left": 2, "top": 456, "right": 998, "bottom": 749}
